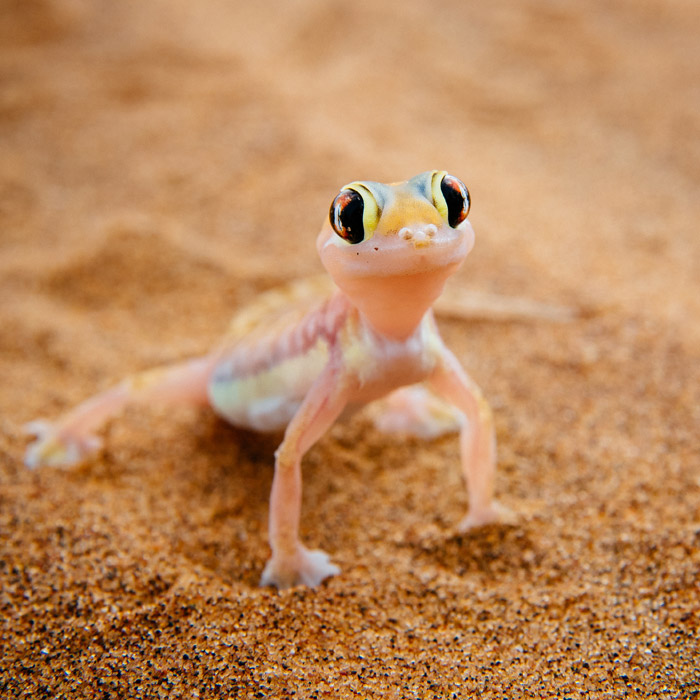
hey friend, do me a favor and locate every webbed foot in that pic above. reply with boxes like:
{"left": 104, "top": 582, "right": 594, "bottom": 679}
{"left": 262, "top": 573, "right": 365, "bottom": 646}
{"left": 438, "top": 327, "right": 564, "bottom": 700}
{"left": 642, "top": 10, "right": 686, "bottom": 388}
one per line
{"left": 458, "top": 501, "right": 515, "bottom": 532}
{"left": 24, "top": 420, "right": 102, "bottom": 469}
{"left": 260, "top": 545, "right": 340, "bottom": 589}
{"left": 373, "top": 385, "right": 464, "bottom": 440}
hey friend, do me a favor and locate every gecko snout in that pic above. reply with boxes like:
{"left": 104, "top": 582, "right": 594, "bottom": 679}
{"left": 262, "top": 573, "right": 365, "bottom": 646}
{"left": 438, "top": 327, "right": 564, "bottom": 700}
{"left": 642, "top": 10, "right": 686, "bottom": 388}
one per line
{"left": 398, "top": 224, "right": 437, "bottom": 248}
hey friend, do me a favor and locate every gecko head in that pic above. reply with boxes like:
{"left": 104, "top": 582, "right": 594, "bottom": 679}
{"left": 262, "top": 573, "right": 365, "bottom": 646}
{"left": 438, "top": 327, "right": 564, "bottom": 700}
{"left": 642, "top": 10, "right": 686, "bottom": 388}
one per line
{"left": 317, "top": 171, "right": 475, "bottom": 337}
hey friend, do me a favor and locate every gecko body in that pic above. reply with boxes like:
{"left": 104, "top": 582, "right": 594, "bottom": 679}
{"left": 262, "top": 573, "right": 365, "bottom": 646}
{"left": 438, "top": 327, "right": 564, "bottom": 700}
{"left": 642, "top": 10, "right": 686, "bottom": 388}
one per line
{"left": 26, "top": 171, "right": 505, "bottom": 588}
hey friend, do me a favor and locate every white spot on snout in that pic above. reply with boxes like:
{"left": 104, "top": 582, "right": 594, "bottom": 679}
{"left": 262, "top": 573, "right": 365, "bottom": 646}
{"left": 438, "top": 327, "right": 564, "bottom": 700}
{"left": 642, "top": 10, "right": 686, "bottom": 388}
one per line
{"left": 399, "top": 224, "right": 437, "bottom": 246}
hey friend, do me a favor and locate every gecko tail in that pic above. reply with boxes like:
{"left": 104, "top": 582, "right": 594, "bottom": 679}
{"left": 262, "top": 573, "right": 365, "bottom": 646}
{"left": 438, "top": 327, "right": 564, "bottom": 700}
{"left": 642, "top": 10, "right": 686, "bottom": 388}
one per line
{"left": 24, "top": 354, "right": 217, "bottom": 469}
{"left": 435, "top": 288, "right": 579, "bottom": 323}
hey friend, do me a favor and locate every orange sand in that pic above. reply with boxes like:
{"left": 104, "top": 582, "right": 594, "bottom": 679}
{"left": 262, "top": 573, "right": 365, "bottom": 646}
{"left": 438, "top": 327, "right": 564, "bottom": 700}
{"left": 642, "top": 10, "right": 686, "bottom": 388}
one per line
{"left": 1, "top": 1, "right": 699, "bottom": 697}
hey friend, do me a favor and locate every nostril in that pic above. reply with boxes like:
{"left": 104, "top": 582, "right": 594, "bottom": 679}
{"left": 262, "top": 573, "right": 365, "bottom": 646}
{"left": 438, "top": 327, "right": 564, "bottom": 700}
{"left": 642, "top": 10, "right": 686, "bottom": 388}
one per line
{"left": 398, "top": 227, "right": 414, "bottom": 240}
{"left": 425, "top": 224, "right": 437, "bottom": 238}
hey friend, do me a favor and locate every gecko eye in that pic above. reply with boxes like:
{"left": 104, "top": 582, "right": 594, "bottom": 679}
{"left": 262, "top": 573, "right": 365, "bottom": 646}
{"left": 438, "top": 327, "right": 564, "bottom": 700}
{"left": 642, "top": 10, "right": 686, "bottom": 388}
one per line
{"left": 431, "top": 172, "right": 470, "bottom": 228}
{"left": 330, "top": 186, "right": 379, "bottom": 244}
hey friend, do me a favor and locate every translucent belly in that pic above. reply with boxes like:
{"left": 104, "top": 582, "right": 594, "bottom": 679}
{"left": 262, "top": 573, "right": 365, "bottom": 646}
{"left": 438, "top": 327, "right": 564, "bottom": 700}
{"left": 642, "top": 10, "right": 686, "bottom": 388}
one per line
{"left": 207, "top": 341, "right": 329, "bottom": 432}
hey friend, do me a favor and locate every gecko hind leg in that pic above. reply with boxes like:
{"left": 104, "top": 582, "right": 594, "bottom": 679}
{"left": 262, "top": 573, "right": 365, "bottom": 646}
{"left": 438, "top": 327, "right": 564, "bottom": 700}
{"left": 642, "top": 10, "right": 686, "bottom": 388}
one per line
{"left": 371, "top": 385, "right": 465, "bottom": 440}
{"left": 25, "top": 355, "right": 217, "bottom": 469}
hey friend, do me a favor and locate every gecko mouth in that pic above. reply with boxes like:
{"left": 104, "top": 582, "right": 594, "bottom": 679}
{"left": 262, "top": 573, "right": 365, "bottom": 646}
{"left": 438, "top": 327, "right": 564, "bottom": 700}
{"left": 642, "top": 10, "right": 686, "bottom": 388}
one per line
{"left": 319, "top": 218, "right": 475, "bottom": 289}
{"left": 345, "top": 227, "right": 470, "bottom": 278}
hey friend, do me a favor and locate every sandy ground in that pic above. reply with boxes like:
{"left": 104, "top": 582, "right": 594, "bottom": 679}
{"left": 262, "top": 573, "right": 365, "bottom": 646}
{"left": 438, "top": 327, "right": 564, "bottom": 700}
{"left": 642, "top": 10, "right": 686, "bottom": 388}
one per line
{"left": 1, "top": 0, "right": 699, "bottom": 697}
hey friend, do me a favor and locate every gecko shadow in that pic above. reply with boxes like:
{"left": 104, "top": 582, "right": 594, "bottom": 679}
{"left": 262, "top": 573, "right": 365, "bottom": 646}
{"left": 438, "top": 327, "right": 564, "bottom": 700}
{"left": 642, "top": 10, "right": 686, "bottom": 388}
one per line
{"left": 172, "top": 413, "right": 351, "bottom": 588}
{"left": 165, "top": 415, "right": 278, "bottom": 587}
{"left": 411, "top": 522, "right": 540, "bottom": 579}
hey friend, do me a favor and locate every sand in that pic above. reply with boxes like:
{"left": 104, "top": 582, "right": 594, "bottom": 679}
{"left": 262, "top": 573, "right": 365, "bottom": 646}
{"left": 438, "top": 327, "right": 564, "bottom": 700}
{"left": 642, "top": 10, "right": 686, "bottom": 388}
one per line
{"left": 1, "top": 0, "right": 699, "bottom": 697}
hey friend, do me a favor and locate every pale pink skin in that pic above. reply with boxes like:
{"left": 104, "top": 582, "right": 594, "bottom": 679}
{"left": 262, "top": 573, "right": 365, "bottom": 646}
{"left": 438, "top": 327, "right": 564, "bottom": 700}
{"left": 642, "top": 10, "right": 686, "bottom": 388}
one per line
{"left": 25, "top": 171, "right": 504, "bottom": 589}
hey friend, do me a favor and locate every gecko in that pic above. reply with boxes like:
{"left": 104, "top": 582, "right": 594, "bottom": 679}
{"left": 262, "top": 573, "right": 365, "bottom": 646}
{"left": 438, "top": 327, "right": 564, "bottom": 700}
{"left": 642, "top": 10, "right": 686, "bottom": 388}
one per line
{"left": 25, "top": 170, "right": 509, "bottom": 589}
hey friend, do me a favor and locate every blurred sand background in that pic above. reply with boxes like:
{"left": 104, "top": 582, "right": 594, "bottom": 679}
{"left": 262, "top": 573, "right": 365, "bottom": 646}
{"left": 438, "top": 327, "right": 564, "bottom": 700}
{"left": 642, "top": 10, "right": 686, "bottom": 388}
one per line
{"left": 1, "top": 0, "right": 699, "bottom": 696}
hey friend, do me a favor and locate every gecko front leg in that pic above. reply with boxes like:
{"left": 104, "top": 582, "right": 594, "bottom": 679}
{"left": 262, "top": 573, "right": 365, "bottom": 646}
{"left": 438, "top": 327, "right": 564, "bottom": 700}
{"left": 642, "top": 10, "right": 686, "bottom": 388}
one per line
{"left": 260, "top": 356, "right": 353, "bottom": 589}
{"left": 428, "top": 346, "right": 508, "bottom": 531}
{"left": 25, "top": 357, "right": 216, "bottom": 468}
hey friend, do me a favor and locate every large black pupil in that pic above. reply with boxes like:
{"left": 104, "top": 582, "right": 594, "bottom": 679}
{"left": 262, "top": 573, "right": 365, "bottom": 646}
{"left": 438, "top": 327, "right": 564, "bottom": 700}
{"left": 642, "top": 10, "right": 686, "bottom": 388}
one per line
{"left": 440, "top": 177, "right": 466, "bottom": 228}
{"left": 339, "top": 191, "right": 365, "bottom": 244}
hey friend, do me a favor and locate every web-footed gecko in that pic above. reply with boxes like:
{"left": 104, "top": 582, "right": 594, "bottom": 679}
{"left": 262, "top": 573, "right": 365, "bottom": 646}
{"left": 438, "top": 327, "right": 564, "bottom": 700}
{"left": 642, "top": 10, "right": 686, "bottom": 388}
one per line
{"left": 25, "top": 171, "right": 507, "bottom": 589}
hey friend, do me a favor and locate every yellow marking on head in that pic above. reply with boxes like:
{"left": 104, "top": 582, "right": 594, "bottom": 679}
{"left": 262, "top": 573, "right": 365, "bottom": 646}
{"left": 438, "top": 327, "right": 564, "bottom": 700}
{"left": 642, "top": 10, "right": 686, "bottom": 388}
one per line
{"left": 430, "top": 170, "right": 450, "bottom": 222}
{"left": 376, "top": 195, "right": 443, "bottom": 236}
